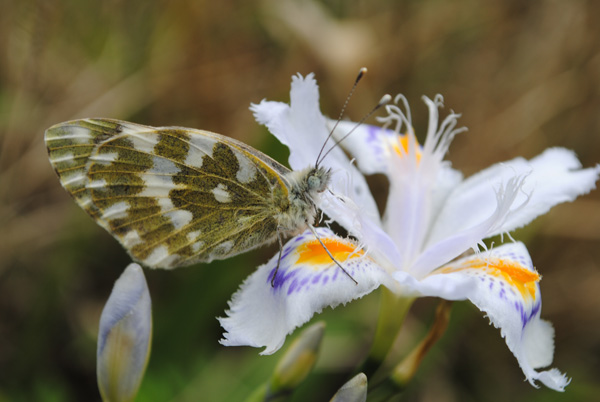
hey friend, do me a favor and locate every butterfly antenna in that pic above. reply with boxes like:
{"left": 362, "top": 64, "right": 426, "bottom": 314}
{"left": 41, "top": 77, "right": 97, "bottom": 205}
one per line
{"left": 315, "top": 67, "right": 368, "bottom": 168}
{"left": 317, "top": 94, "right": 391, "bottom": 165}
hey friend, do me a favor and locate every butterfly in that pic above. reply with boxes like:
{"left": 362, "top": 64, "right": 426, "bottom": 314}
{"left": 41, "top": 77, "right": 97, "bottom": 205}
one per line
{"left": 45, "top": 118, "right": 335, "bottom": 272}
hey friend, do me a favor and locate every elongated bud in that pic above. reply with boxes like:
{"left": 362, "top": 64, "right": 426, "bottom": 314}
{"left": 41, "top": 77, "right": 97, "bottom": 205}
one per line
{"left": 97, "top": 263, "right": 152, "bottom": 402}
{"left": 267, "top": 321, "right": 325, "bottom": 398}
{"left": 329, "top": 373, "right": 368, "bottom": 402}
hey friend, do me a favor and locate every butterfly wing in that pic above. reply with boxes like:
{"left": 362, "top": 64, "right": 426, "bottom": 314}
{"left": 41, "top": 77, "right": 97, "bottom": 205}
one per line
{"left": 45, "top": 118, "right": 292, "bottom": 268}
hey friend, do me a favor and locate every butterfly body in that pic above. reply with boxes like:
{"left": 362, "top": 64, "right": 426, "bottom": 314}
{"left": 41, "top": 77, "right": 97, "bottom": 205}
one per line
{"left": 45, "top": 118, "right": 330, "bottom": 269}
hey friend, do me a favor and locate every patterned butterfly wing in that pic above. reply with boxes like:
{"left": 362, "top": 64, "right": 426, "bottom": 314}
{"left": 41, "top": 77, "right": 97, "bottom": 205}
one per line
{"left": 45, "top": 118, "right": 292, "bottom": 268}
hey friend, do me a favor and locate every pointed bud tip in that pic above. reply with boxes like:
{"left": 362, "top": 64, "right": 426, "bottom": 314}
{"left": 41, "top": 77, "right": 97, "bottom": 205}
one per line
{"left": 330, "top": 373, "right": 368, "bottom": 402}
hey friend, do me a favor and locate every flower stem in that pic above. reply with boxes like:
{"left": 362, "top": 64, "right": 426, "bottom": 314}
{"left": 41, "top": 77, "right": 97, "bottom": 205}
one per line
{"left": 391, "top": 299, "right": 452, "bottom": 387}
{"left": 361, "top": 288, "right": 414, "bottom": 378}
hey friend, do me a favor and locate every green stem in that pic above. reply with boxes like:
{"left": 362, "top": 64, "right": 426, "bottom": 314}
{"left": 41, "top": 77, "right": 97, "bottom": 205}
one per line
{"left": 360, "top": 288, "right": 414, "bottom": 378}
{"left": 367, "top": 299, "right": 453, "bottom": 400}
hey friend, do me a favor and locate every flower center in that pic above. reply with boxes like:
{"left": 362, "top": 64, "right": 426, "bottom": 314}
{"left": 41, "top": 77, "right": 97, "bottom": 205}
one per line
{"left": 392, "top": 134, "right": 422, "bottom": 162}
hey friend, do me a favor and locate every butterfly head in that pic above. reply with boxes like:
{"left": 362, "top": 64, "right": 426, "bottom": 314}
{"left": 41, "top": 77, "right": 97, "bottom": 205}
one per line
{"left": 306, "top": 166, "right": 331, "bottom": 195}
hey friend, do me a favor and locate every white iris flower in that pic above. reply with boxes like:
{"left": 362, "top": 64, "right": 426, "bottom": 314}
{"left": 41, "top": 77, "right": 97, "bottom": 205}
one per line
{"left": 219, "top": 73, "right": 599, "bottom": 391}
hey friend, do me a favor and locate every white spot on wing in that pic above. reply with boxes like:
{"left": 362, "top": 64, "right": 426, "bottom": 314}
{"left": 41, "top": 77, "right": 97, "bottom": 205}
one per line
{"left": 102, "top": 201, "right": 130, "bottom": 220}
{"left": 144, "top": 245, "right": 179, "bottom": 268}
{"left": 122, "top": 230, "right": 143, "bottom": 247}
{"left": 165, "top": 209, "right": 193, "bottom": 229}
{"left": 211, "top": 240, "right": 234, "bottom": 258}
{"left": 88, "top": 179, "right": 108, "bottom": 189}
{"left": 150, "top": 157, "right": 180, "bottom": 175}
{"left": 187, "top": 230, "right": 201, "bottom": 242}
{"left": 211, "top": 183, "right": 231, "bottom": 203}
{"left": 234, "top": 150, "right": 258, "bottom": 183}
{"left": 47, "top": 126, "right": 92, "bottom": 143}
{"left": 61, "top": 172, "right": 86, "bottom": 187}
{"left": 50, "top": 152, "right": 76, "bottom": 164}
{"left": 191, "top": 241, "right": 205, "bottom": 252}
{"left": 90, "top": 152, "right": 119, "bottom": 164}
{"left": 79, "top": 196, "right": 92, "bottom": 207}
{"left": 155, "top": 197, "right": 175, "bottom": 212}
{"left": 129, "top": 132, "right": 160, "bottom": 154}
{"left": 185, "top": 134, "right": 216, "bottom": 167}
{"left": 136, "top": 173, "right": 183, "bottom": 197}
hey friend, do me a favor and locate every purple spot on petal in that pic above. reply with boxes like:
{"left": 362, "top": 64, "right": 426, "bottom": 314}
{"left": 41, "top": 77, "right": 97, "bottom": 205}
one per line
{"left": 288, "top": 278, "right": 299, "bottom": 295}
{"left": 367, "top": 125, "right": 379, "bottom": 143}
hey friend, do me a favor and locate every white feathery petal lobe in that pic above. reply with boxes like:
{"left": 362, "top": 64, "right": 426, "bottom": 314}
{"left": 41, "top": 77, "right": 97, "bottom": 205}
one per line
{"left": 426, "top": 148, "right": 600, "bottom": 250}
{"left": 219, "top": 228, "right": 393, "bottom": 355}
{"left": 499, "top": 148, "right": 600, "bottom": 233}
{"left": 251, "top": 73, "right": 381, "bottom": 227}
{"left": 396, "top": 242, "right": 569, "bottom": 391}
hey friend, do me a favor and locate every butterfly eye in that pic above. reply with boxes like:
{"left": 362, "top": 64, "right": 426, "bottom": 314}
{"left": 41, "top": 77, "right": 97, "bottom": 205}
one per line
{"left": 307, "top": 175, "right": 321, "bottom": 191}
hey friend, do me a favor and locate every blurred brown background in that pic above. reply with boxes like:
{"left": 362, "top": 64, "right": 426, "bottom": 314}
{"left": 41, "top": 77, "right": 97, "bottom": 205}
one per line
{"left": 1, "top": 0, "right": 599, "bottom": 401}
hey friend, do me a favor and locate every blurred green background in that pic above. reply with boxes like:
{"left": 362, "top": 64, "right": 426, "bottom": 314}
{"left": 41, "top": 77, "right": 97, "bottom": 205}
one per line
{"left": 1, "top": 0, "right": 599, "bottom": 401}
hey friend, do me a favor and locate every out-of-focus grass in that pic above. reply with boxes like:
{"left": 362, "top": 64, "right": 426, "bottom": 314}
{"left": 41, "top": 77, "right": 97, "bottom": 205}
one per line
{"left": 1, "top": 0, "right": 599, "bottom": 401}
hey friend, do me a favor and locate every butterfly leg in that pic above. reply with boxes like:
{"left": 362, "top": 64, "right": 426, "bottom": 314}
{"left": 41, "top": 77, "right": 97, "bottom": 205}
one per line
{"left": 271, "top": 228, "right": 284, "bottom": 287}
{"left": 307, "top": 224, "right": 358, "bottom": 285}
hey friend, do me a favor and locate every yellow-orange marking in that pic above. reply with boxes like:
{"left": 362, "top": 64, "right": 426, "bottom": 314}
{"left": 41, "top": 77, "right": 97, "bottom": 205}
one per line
{"left": 439, "top": 258, "right": 540, "bottom": 300}
{"left": 296, "top": 239, "right": 363, "bottom": 266}
{"left": 392, "top": 134, "right": 422, "bottom": 162}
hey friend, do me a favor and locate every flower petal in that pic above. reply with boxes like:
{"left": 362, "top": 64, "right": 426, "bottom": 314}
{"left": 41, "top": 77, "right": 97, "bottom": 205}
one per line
{"left": 219, "top": 228, "right": 394, "bottom": 354}
{"left": 327, "top": 121, "right": 397, "bottom": 175}
{"left": 399, "top": 242, "right": 569, "bottom": 391}
{"left": 252, "top": 73, "right": 328, "bottom": 170}
{"left": 97, "top": 263, "right": 152, "bottom": 402}
{"left": 426, "top": 148, "right": 600, "bottom": 249}
{"left": 251, "top": 73, "right": 381, "bottom": 226}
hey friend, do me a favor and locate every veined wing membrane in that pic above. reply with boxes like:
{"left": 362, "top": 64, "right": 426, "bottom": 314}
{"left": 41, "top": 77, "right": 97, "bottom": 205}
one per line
{"left": 46, "top": 118, "right": 291, "bottom": 268}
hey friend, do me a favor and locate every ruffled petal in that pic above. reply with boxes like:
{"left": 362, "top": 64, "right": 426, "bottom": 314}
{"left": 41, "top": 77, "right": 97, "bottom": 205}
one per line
{"left": 251, "top": 73, "right": 381, "bottom": 227}
{"left": 401, "top": 242, "right": 569, "bottom": 391}
{"left": 251, "top": 73, "right": 328, "bottom": 170}
{"left": 500, "top": 148, "right": 600, "bottom": 233}
{"left": 219, "top": 228, "right": 394, "bottom": 355}
{"left": 426, "top": 148, "right": 600, "bottom": 249}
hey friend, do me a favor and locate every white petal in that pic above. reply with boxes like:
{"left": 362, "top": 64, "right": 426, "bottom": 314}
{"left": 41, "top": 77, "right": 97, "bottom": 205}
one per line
{"left": 426, "top": 148, "right": 600, "bottom": 249}
{"left": 251, "top": 73, "right": 326, "bottom": 169}
{"left": 327, "top": 121, "right": 397, "bottom": 175}
{"left": 219, "top": 228, "right": 393, "bottom": 354}
{"left": 500, "top": 148, "right": 600, "bottom": 232}
{"left": 97, "top": 263, "right": 152, "bottom": 402}
{"left": 400, "top": 243, "right": 569, "bottom": 391}
{"left": 251, "top": 73, "right": 381, "bottom": 226}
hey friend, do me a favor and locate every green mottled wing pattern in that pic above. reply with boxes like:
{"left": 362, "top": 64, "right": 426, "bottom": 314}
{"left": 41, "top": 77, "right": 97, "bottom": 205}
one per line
{"left": 45, "top": 118, "right": 291, "bottom": 268}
